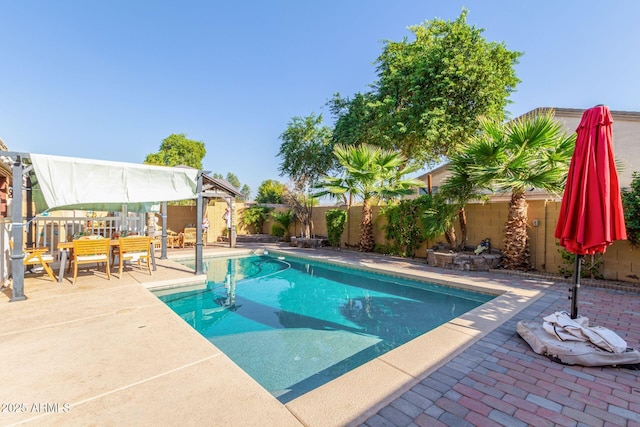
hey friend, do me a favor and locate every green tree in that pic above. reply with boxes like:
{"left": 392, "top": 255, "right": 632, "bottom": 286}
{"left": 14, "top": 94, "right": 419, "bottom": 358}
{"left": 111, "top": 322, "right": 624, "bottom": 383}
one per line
{"left": 256, "top": 179, "right": 286, "bottom": 204}
{"left": 144, "top": 133, "right": 206, "bottom": 169}
{"left": 241, "top": 206, "right": 271, "bottom": 234}
{"left": 240, "top": 184, "right": 251, "bottom": 201}
{"left": 438, "top": 148, "right": 489, "bottom": 251}
{"left": 278, "top": 113, "right": 334, "bottom": 237}
{"left": 464, "top": 111, "right": 576, "bottom": 270}
{"left": 315, "top": 144, "right": 425, "bottom": 252}
{"left": 331, "top": 9, "right": 521, "bottom": 166}
{"left": 226, "top": 173, "right": 241, "bottom": 189}
{"left": 419, "top": 193, "right": 459, "bottom": 249}
{"left": 271, "top": 209, "right": 295, "bottom": 241}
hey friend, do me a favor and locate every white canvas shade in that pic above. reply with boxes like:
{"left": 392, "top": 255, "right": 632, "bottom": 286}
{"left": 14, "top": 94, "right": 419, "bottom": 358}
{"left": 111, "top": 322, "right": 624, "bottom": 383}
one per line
{"left": 30, "top": 153, "right": 199, "bottom": 213}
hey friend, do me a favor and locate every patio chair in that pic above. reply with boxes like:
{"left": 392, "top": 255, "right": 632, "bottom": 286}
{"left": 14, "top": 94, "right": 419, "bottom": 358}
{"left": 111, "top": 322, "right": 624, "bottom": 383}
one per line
{"left": 167, "top": 229, "right": 183, "bottom": 248}
{"left": 10, "top": 240, "right": 57, "bottom": 282}
{"left": 117, "top": 235, "right": 152, "bottom": 277}
{"left": 72, "top": 238, "right": 111, "bottom": 284}
{"left": 182, "top": 227, "right": 197, "bottom": 247}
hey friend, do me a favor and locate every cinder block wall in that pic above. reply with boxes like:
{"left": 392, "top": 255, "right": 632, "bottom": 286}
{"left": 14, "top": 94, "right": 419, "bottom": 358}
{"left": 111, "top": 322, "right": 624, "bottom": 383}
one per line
{"left": 168, "top": 199, "right": 639, "bottom": 285}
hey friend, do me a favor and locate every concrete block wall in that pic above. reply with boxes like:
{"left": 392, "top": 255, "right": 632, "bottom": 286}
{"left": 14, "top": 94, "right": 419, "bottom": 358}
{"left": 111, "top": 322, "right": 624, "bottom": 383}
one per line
{"left": 167, "top": 198, "right": 639, "bottom": 285}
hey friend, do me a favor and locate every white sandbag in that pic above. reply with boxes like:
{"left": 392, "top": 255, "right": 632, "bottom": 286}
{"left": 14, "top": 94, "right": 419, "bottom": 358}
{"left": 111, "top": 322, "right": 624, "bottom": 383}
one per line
{"left": 542, "top": 311, "right": 627, "bottom": 353}
{"left": 517, "top": 320, "right": 640, "bottom": 366}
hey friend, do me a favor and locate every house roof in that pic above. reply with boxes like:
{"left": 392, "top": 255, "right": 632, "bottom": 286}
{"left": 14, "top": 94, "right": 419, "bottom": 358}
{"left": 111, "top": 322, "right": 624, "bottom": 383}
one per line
{"left": 202, "top": 175, "right": 244, "bottom": 199}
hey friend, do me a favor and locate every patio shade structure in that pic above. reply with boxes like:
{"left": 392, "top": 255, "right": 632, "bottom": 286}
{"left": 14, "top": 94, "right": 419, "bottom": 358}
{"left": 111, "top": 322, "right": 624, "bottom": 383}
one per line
{"left": 1, "top": 151, "right": 206, "bottom": 301}
{"left": 554, "top": 105, "right": 627, "bottom": 318}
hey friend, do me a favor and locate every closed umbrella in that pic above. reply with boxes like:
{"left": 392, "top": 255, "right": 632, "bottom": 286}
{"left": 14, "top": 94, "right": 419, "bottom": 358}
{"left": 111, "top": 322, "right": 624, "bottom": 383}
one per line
{"left": 554, "top": 105, "right": 627, "bottom": 318}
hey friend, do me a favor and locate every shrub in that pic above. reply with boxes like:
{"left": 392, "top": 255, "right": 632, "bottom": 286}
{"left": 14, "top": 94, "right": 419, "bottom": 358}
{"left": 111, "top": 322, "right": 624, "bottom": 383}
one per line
{"left": 271, "top": 224, "right": 285, "bottom": 238}
{"left": 271, "top": 209, "right": 294, "bottom": 241}
{"left": 381, "top": 196, "right": 434, "bottom": 257}
{"left": 326, "top": 209, "right": 347, "bottom": 248}
{"left": 622, "top": 171, "right": 640, "bottom": 247}
{"left": 242, "top": 206, "right": 272, "bottom": 234}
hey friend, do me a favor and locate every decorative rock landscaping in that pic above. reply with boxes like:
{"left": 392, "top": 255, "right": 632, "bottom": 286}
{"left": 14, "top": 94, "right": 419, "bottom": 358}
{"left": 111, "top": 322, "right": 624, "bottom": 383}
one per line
{"left": 290, "top": 237, "right": 329, "bottom": 248}
{"left": 426, "top": 248, "right": 502, "bottom": 271}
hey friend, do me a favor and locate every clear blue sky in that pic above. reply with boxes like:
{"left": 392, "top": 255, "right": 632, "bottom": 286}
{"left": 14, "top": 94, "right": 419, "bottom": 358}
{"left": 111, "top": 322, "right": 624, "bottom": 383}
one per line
{"left": 2, "top": 1, "right": 639, "bottom": 198}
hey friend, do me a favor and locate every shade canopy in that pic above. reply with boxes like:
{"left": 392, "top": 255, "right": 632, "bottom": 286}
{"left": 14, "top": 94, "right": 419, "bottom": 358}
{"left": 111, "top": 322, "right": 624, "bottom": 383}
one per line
{"left": 554, "top": 105, "right": 627, "bottom": 255}
{"left": 30, "top": 153, "right": 199, "bottom": 213}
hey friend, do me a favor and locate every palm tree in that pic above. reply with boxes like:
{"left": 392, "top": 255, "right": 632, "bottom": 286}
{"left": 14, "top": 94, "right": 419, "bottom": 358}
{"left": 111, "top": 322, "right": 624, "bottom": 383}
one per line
{"left": 438, "top": 148, "right": 488, "bottom": 251}
{"left": 465, "top": 111, "right": 576, "bottom": 270}
{"left": 271, "top": 209, "right": 295, "bottom": 241}
{"left": 315, "top": 144, "right": 425, "bottom": 252}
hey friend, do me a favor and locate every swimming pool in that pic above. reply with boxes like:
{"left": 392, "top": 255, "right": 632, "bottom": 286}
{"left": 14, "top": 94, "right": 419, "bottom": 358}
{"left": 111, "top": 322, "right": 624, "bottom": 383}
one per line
{"left": 154, "top": 253, "right": 494, "bottom": 402}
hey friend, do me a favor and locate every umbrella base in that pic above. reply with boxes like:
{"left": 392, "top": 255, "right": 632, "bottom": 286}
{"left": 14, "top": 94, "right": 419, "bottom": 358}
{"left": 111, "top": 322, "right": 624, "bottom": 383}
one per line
{"left": 517, "top": 320, "right": 640, "bottom": 367}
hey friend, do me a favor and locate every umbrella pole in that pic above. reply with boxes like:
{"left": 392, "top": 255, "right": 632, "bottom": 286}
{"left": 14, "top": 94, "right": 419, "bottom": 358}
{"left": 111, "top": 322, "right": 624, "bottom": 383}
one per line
{"left": 570, "top": 255, "right": 582, "bottom": 319}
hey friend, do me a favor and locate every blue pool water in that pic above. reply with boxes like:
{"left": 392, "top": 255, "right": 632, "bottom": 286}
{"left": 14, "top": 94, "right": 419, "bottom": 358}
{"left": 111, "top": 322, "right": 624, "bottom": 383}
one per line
{"left": 154, "top": 253, "right": 494, "bottom": 402}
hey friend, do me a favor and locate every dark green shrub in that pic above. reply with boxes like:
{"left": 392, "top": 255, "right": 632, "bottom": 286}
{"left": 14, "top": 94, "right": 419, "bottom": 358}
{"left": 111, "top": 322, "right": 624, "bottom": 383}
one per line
{"left": 271, "top": 224, "right": 285, "bottom": 238}
{"left": 557, "top": 243, "right": 603, "bottom": 279}
{"left": 381, "top": 196, "right": 435, "bottom": 257}
{"left": 271, "top": 209, "right": 295, "bottom": 241}
{"left": 622, "top": 171, "right": 640, "bottom": 247}
{"left": 242, "top": 206, "right": 272, "bottom": 234}
{"left": 326, "top": 209, "right": 347, "bottom": 248}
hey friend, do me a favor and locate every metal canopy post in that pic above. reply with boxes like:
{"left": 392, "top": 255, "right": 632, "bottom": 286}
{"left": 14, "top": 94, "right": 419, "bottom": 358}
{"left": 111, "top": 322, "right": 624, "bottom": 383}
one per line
{"left": 160, "top": 201, "right": 168, "bottom": 260}
{"left": 9, "top": 155, "right": 26, "bottom": 301}
{"left": 194, "top": 171, "right": 204, "bottom": 275}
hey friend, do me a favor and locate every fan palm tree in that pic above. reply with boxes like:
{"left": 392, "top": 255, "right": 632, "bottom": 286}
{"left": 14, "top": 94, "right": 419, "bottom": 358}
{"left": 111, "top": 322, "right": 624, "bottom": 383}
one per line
{"left": 465, "top": 111, "right": 576, "bottom": 270}
{"left": 314, "top": 144, "right": 425, "bottom": 252}
{"left": 438, "top": 148, "right": 489, "bottom": 251}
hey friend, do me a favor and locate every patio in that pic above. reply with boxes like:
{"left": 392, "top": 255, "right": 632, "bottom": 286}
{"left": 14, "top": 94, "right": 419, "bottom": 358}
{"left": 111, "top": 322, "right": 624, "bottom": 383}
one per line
{"left": 1, "top": 243, "right": 639, "bottom": 426}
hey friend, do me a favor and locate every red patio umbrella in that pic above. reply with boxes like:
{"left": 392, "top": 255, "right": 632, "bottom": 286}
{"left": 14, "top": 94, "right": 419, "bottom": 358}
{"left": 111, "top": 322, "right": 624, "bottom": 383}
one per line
{"left": 554, "top": 105, "right": 627, "bottom": 318}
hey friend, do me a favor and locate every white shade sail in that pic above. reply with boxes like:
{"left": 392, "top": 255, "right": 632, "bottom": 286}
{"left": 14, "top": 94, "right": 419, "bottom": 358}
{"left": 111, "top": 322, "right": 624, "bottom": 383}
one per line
{"left": 30, "top": 153, "right": 199, "bottom": 212}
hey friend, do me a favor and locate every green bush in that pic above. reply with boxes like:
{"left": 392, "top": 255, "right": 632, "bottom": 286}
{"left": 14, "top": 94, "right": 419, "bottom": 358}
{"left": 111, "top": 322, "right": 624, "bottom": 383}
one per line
{"left": 622, "top": 171, "right": 640, "bottom": 247}
{"left": 326, "top": 209, "right": 347, "bottom": 248}
{"left": 271, "top": 224, "right": 285, "bottom": 238}
{"left": 381, "top": 196, "right": 434, "bottom": 257}
{"left": 271, "top": 209, "right": 294, "bottom": 241}
{"left": 242, "top": 206, "right": 272, "bottom": 234}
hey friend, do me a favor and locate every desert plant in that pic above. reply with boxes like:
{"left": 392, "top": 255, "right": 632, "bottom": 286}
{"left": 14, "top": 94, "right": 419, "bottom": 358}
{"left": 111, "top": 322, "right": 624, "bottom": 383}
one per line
{"left": 314, "top": 144, "right": 424, "bottom": 252}
{"left": 326, "top": 209, "right": 347, "bottom": 248}
{"left": 242, "top": 206, "right": 272, "bottom": 234}
{"left": 464, "top": 111, "right": 576, "bottom": 270}
{"left": 271, "top": 209, "right": 295, "bottom": 241}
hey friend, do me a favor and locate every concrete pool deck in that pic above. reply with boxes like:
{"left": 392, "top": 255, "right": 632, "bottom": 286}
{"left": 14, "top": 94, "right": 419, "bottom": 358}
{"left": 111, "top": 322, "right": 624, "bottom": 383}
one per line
{"left": 1, "top": 243, "right": 639, "bottom": 426}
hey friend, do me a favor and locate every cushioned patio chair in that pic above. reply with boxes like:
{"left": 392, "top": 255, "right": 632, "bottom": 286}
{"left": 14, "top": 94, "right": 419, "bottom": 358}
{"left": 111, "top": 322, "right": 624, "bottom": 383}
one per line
{"left": 117, "top": 235, "right": 152, "bottom": 277}
{"left": 72, "top": 238, "right": 111, "bottom": 284}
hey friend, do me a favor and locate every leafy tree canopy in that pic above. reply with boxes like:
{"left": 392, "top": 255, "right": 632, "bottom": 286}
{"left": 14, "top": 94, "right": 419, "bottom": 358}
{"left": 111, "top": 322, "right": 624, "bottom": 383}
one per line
{"left": 226, "top": 173, "right": 241, "bottom": 189}
{"left": 330, "top": 8, "right": 521, "bottom": 167}
{"left": 240, "top": 184, "right": 251, "bottom": 201}
{"left": 144, "top": 133, "right": 206, "bottom": 169}
{"left": 278, "top": 113, "right": 335, "bottom": 191}
{"left": 256, "top": 179, "right": 286, "bottom": 204}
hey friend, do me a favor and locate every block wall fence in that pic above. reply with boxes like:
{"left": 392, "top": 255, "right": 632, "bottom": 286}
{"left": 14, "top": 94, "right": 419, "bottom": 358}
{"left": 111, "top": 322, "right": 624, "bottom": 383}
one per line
{"left": 168, "top": 200, "right": 640, "bottom": 285}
